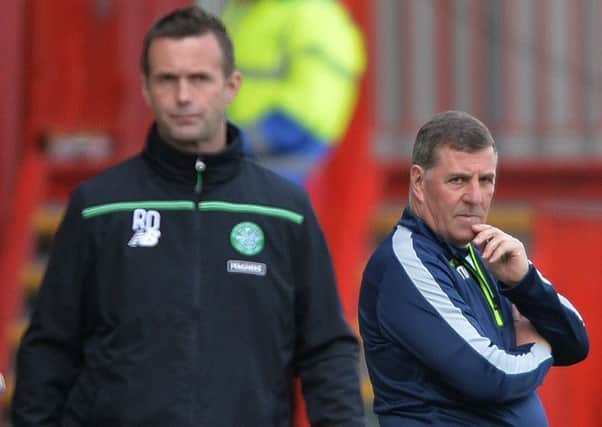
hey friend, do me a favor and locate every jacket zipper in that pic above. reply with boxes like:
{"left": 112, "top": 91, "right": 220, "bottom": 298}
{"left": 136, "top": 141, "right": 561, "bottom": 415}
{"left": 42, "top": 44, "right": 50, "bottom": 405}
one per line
{"left": 450, "top": 248, "right": 505, "bottom": 328}
{"left": 191, "top": 157, "right": 206, "bottom": 422}
{"left": 466, "top": 245, "right": 505, "bottom": 327}
{"left": 194, "top": 158, "right": 206, "bottom": 194}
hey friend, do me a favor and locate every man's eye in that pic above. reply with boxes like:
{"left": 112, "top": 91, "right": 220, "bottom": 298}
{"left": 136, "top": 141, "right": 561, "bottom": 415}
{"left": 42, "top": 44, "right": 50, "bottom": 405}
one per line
{"left": 190, "top": 75, "right": 208, "bottom": 83}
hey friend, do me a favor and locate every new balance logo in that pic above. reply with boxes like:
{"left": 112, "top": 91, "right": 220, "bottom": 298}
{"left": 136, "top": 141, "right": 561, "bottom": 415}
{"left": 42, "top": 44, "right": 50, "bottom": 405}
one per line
{"left": 128, "top": 208, "right": 161, "bottom": 247}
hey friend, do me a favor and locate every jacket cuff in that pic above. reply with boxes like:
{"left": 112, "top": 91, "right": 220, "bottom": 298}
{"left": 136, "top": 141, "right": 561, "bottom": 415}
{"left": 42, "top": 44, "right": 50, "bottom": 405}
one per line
{"left": 499, "top": 263, "right": 537, "bottom": 297}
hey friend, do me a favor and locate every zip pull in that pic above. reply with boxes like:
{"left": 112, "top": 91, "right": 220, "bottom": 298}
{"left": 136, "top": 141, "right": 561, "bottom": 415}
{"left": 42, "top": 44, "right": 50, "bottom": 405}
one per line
{"left": 467, "top": 245, "right": 505, "bottom": 327}
{"left": 194, "top": 159, "right": 206, "bottom": 194}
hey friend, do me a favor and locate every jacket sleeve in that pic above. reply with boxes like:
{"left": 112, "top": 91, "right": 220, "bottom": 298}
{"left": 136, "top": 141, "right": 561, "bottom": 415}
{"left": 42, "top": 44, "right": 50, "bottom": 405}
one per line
{"left": 501, "top": 264, "right": 589, "bottom": 366}
{"left": 293, "top": 203, "right": 364, "bottom": 426}
{"left": 12, "top": 189, "right": 90, "bottom": 426}
{"left": 374, "top": 229, "right": 554, "bottom": 404}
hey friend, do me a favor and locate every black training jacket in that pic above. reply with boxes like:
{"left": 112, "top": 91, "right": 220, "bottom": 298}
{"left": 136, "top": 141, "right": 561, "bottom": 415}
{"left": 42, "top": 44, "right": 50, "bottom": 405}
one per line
{"left": 12, "top": 123, "right": 364, "bottom": 427}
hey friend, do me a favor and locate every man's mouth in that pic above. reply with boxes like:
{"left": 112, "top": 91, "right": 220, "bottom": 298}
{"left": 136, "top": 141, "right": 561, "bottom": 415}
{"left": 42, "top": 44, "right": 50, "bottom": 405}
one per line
{"left": 456, "top": 214, "right": 482, "bottom": 222}
{"left": 172, "top": 114, "right": 200, "bottom": 123}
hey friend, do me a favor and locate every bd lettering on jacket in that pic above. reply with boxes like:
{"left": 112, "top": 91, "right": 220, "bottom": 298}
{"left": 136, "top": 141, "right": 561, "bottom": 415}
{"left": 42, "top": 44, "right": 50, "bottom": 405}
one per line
{"left": 128, "top": 208, "right": 161, "bottom": 247}
{"left": 126, "top": 208, "right": 270, "bottom": 276}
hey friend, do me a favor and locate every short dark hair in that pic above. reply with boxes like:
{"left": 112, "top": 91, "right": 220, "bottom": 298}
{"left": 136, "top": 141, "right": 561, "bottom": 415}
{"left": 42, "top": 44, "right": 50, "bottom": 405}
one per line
{"left": 411, "top": 110, "right": 497, "bottom": 169}
{"left": 141, "top": 6, "right": 235, "bottom": 77}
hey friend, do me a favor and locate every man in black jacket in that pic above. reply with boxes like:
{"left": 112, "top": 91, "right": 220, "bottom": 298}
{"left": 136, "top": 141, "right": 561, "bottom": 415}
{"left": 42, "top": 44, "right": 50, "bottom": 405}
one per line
{"left": 12, "top": 6, "right": 364, "bottom": 426}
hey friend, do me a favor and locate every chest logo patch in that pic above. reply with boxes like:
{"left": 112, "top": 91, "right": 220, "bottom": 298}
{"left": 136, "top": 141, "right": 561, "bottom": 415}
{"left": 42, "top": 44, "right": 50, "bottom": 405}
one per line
{"left": 227, "top": 260, "right": 267, "bottom": 276}
{"left": 128, "top": 208, "right": 161, "bottom": 247}
{"left": 230, "top": 221, "right": 264, "bottom": 256}
{"left": 455, "top": 265, "right": 471, "bottom": 280}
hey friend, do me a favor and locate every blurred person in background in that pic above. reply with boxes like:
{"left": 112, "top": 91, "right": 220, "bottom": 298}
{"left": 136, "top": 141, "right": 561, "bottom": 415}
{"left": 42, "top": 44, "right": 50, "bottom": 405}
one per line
{"left": 359, "top": 111, "right": 589, "bottom": 426}
{"left": 222, "top": 0, "right": 366, "bottom": 185}
{"left": 11, "top": 6, "right": 364, "bottom": 426}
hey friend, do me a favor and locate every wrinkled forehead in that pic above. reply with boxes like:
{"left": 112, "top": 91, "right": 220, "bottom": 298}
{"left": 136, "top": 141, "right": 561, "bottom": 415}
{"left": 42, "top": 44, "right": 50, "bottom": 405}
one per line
{"left": 430, "top": 144, "right": 498, "bottom": 170}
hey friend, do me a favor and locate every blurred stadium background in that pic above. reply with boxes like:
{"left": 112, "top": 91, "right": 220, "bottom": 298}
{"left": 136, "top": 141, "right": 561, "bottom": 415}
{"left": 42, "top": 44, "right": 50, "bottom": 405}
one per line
{"left": 0, "top": 0, "right": 600, "bottom": 426}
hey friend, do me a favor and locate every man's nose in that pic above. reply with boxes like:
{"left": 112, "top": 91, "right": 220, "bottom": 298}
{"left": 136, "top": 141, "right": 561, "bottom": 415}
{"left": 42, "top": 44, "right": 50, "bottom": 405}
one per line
{"left": 176, "top": 80, "right": 192, "bottom": 104}
{"left": 463, "top": 179, "right": 483, "bottom": 204}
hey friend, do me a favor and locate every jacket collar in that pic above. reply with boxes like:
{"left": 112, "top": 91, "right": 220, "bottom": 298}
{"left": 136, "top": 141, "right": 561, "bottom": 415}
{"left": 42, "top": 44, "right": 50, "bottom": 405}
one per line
{"left": 142, "top": 122, "right": 243, "bottom": 190}
{"left": 400, "top": 207, "right": 470, "bottom": 259}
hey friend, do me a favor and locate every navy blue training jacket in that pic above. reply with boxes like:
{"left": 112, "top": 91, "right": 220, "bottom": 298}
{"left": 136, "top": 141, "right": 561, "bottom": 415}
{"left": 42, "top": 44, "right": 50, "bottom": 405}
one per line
{"left": 359, "top": 207, "right": 588, "bottom": 426}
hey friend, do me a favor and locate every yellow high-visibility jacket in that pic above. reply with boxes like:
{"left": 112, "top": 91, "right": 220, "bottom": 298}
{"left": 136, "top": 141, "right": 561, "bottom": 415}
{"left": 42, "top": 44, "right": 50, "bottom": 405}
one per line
{"left": 223, "top": 0, "right": 366, "bottom": 157}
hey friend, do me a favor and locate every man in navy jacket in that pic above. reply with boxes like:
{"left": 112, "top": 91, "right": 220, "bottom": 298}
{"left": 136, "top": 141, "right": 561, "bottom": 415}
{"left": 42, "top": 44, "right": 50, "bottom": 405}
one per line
{"left": 359, "top": 110, "right": 589, "bottom": 426}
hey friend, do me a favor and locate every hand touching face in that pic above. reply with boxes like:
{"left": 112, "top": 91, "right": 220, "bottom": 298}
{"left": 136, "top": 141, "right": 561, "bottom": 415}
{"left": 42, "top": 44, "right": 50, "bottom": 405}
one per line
{"left": 471, "top": 223, "right": 529, "bottom": 286}
{"left": 411, "top": 145, "right": 497, "bottom": 247}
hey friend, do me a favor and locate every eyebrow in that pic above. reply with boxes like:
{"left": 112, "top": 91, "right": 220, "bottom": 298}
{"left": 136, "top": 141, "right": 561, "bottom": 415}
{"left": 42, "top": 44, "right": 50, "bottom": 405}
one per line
{"left": 446, "top": 171, "right": 496, "bottom": 179}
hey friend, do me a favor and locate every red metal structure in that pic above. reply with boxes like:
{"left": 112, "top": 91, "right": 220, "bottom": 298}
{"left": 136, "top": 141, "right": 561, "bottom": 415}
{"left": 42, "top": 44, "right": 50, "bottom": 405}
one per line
{"left": 0, "top": 1, "right": 26, "bottom": 232}
{"left": 532, "top": 204, "right": 602, "bottom": 427}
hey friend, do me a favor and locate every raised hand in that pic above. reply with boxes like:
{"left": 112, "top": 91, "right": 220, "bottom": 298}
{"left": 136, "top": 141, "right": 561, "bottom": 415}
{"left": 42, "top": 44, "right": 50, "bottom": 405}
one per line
{"left": 471, "top": 223, "right": 529, "bottom": 286}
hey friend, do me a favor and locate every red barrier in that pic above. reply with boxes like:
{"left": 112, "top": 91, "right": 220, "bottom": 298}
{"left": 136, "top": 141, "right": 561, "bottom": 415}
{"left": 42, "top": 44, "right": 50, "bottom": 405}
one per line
{"left": 115, "top": 0, "right": 191, "bottom": 160}
{"left": 0, "top": 0, "right": 25, "bottom": 230}
{"left": 532, "top": 203, "right": 602, "bottom": 427}
{"left": 26, "top": 0, "right": 120, "bottom": 136}
{"left": 309, "top": 0, "right": 378, "bottom": 330}
{"left": 25, "top": 0, "right": 190, "bottom": 168}
{"left": 301, "top": 1, "right": 378, "bottom": 425}
{"left": 0, "top": 145, "right": 47, "bottom": 376}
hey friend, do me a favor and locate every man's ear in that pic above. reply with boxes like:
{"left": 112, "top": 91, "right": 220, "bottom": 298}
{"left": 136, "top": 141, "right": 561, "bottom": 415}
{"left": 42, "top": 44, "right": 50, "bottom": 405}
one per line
{"left": 141, "top": 74, "right": 150, "bottom": 107}
{"left": 410, "top": 164, "right": 426, "bottom": 203}
{"left": 224, "top": 70, "right": 242, "bottom": 105}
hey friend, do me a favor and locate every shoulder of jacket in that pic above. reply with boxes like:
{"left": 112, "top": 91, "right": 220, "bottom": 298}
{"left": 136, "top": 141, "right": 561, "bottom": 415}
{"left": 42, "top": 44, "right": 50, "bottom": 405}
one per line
{"left": 73, "top": 155, "right": 145, "bottom": 205}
